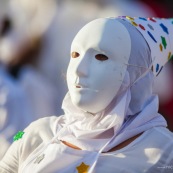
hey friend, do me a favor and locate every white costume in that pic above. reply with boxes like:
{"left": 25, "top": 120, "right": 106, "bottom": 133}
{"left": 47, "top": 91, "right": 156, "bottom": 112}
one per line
{"left": 0, "top": 117, "right": 172, "bottom": 173}
{"left": 0, "top": 0, "right": 59, "bottom": 159}
{"left": 0, "top": 17, "right": 173, "bottom": 173}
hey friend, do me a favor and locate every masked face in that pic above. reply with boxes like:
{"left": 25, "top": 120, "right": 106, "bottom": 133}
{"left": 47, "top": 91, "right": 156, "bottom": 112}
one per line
{"left": 67, "top": 18, "right": 131, "bottom": 114}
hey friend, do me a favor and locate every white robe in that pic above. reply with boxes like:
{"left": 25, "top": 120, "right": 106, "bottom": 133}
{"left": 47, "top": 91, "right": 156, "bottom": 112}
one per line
{"left": 0, "top": 116, "right": 173, "bottom": 173}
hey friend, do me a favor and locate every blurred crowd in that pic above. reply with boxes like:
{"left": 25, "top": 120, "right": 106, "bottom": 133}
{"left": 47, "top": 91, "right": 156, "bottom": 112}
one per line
{"left": 0, "top": 0, "right": 173, "bottom": 159}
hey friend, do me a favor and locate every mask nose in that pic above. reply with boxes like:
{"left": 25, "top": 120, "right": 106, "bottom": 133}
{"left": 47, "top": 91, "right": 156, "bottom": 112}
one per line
{"left": 75, "top": 53, "right": 90, "bottom": 77}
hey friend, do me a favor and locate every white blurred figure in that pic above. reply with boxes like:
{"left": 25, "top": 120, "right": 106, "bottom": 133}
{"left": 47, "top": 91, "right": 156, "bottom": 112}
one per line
{"left": 0, "top": 64, "right": 33, "bottom": 159}
{"left": 0, "top": 0, "right": 58, "bottom": 159}
{"left": 0, "top": 2, "right": 33, "bottom": 158}
{"left": 0, "top": 0, "right": 59, "bottom": 119}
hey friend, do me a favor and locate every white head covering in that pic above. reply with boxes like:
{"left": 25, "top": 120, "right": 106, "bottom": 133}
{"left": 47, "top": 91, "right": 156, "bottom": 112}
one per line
{"left": 57, "top": 17, "right": 168, "bottom": 155}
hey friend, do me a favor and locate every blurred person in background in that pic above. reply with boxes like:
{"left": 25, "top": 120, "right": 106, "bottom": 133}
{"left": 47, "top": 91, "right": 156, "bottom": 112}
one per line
{"left": 0, "top": 0, "right": 58, "bottom": 159}
{"left": 0, "top": 0, "right": 59, "bottom": 118}
{"left": 0, "top": 10, "right": 33, "bottom": 159}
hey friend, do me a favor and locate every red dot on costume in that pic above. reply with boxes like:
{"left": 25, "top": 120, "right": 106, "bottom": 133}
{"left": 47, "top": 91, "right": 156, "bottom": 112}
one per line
{"left": 139, "top": 24, "right": 145, "bottom": 30}
{"left": 148, "top": 18, "right": 156, "bottom": 22}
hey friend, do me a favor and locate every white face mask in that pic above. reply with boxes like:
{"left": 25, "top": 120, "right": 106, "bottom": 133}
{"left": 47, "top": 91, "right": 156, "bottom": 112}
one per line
{"left": 67, "top": 18, "right": 131, "bottom": 114}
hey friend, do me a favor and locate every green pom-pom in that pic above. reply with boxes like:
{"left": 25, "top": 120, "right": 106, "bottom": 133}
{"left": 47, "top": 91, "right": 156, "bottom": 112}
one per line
{"left": 13, "top": 131, "right": 25, "bottom": 141}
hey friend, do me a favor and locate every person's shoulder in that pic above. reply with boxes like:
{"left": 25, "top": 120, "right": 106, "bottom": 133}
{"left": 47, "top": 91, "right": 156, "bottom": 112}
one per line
{"left": 24, "top": 116, "right": 62, "bottom": 139}
{"left": 153, "top": 127, "right": 173, "bottom": 140}
{"left": 145, "top": 127, "right": 173, "bottom": 146}
{"left": 26, "top": 116, "right": 59, "bottom": 129}
{"left": 17, "top": 116, "right": 63, "bottom": 160}
{"left": 19, "top": 115, "right": 62, "bottom": 147}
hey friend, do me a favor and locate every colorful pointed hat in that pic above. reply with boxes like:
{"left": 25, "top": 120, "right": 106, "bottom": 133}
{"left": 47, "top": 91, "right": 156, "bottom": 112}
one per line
{"left": 119, "top": 16, "right": 173, "bottom": 76}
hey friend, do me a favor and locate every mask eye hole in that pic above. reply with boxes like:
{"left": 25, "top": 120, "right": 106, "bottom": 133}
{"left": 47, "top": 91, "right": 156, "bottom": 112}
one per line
{"left": 95, "top": 54, "right": 108, "bottom": 61}
{"left": 71, "top": 52, "right": 80, "bottom": 58}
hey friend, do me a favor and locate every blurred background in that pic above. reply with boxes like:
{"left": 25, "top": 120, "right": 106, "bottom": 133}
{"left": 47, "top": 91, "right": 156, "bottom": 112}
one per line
{"left": 0, "top": 0, "right": 173, "bottom": 159}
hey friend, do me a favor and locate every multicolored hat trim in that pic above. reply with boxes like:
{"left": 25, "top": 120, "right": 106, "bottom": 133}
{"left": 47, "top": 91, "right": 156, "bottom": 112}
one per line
{"left": 119, "top": 16, "right": 173, "bottom": 76}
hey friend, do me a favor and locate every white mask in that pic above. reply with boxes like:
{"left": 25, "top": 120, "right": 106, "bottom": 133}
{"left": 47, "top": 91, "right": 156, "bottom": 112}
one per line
{"left": 67, "top": 18, "right": 131, "bottom": 114}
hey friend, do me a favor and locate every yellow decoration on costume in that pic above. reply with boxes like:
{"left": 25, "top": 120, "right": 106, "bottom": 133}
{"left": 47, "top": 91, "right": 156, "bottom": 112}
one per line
{"left": 126, "top": 16, "right": 134, "bottom": 21}
{"left": 159, "top": 44, "right": 163, "bottom": 51}
{"left": 168, "top": 52, "right": 171, "bottom": 60}
{"left": 76, "top": 162, "right": 90, "bottom": 173}
{"left": 131, "top": 21, "right": 138, "bottom": 27}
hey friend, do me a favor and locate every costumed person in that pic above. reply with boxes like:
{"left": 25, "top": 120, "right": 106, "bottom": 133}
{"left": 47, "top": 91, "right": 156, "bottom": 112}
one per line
{"left": 0, "top": 0, "right": 58, "bottom": 159}
{"left": 0, "top": 0, "right": 58, "bottom": 119}
{"left": 0, "top": 16, "right": 173, "bottom": 172}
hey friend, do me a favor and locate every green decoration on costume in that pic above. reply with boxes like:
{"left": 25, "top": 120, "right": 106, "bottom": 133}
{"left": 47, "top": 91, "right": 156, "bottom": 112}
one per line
{"left": 161, "top": 36, "right": 167, "bottom": 49}
{"left": 13, "top": 131, "right": 25, "bottom": 141}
